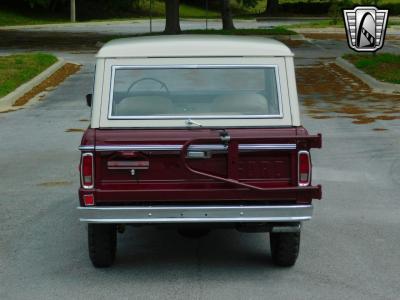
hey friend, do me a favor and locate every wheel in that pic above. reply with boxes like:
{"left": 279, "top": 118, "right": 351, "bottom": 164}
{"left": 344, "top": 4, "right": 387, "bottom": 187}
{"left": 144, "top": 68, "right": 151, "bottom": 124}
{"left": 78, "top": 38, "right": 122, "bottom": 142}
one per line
{"left": 178, "top": 227, "right": 210, "bottom": 238}
{"left": 270, "top": 231, "right": 300, "bottom": 267}
{"left": 88, "top": 224, "right": 117, "bottom": 268}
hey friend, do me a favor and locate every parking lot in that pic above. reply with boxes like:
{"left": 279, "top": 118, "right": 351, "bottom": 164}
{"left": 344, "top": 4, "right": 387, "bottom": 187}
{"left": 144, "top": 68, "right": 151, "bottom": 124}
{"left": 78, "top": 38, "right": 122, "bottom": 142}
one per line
{"left": 0, "top": 32, "right": 400, "bottom": 299}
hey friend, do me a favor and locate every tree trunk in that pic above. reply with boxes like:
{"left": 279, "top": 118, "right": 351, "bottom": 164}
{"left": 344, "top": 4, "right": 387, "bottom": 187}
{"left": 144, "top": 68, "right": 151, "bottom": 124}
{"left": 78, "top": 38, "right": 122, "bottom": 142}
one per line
{"left": 164, "top": 0, "right": 181, "bottom": 34}
{"left": 220, "top": 0, "right": 235, "bottom": 30}
{"left": 265, "top": 0, "right": 279, "bottom": 16}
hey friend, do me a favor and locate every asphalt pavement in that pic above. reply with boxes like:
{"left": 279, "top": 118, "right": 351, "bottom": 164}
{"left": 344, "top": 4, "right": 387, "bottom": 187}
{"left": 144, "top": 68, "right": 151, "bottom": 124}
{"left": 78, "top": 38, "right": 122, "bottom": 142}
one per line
{"left": 0, "top": 36, "right": 400, "bottom": 300}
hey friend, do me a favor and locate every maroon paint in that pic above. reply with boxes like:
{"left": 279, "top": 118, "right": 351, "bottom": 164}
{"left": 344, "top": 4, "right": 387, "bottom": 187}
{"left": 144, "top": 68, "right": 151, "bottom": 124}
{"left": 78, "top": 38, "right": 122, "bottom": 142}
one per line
{"left": 79, "top": 127, "right": 322, "bottom": 206}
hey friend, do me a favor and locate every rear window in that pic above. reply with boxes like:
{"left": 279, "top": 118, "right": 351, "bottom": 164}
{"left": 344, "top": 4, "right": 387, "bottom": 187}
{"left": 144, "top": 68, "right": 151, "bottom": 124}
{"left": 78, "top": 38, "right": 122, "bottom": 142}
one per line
{"left": 109, "top": 66, "right": 282, "bottom": 119}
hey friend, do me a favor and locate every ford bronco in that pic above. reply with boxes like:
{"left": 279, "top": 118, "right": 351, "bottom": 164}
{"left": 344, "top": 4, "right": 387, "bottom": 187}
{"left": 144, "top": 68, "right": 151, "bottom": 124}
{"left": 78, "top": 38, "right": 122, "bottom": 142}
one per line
{"left": 78, "top": 35, "right": 322, "bottom": 268}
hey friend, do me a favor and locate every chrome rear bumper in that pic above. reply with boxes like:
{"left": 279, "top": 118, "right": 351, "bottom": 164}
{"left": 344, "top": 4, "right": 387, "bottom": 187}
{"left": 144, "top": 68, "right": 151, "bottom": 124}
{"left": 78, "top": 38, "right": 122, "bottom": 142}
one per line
{"left": 77, "top": 204, "right": 313, "bottom": 223}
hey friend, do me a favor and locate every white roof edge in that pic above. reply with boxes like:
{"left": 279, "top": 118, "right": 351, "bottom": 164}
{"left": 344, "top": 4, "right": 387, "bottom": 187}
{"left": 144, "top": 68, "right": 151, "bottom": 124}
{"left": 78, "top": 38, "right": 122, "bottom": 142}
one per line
{"left": 97, "top": 35, "right": 294, "bottom": 58}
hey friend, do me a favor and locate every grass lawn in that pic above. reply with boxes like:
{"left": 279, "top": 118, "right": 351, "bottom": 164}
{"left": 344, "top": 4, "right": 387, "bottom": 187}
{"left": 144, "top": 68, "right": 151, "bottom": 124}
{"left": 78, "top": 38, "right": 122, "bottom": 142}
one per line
{"left": 343, "top": 53, "right": 400, "bottom": 84}
{"left": 0, "top": 9, "right": 67, "bottom": 26}
{"left": 180, "top": 4, "right": 219, "bottom": 18}
{"left": 133, "top": 1, "right": 220, "bottom": 18}
{"left": 181, "top": 27, "right": 296, "bottom": 35}
{"left": 0, "top": 53, "right": 58, "bottom": 98}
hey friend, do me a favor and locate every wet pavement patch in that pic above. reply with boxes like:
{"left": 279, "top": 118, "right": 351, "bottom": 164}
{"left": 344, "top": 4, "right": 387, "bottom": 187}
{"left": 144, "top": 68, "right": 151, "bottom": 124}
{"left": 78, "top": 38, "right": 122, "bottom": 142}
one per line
{"left": 13, "top": 63, "right": 81, "bottom": 107}
{"left": 297, "top": 63, "right": 400, "bottom": 128}
{"left": 65, "top": 128, "right": 85, "bottom": 132}
{"left": 373, "top": 128, "right": 388, "bottom": 131}
{"left": 37, "top": 181, "right": 72, "bottom": 187}
{"left": 278, "top": 39, "right": 307, "bottom": 48}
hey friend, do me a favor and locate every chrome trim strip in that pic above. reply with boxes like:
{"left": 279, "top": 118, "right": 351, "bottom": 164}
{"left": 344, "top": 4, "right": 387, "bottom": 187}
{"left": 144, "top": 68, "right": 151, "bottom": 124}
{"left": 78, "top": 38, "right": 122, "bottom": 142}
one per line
{"left": 239, "top": 144, "right": 296, "bottom": 150}
{"left": 79, "top": 145, "right": 95, "bottom": 151}
{"left": 94, "top": 143, "right": 296, "bottom": 152}
{"left": 107, "top": 64, "right": 284, "bottom": 120}
{"left": 96, "top": 144, "right": 184, "bottom": 151}
{"left": 108, "top": 114, "right": 284, "bottom": 120}
{"left": 77, "top": 204, "right": 313, "bottom": 223}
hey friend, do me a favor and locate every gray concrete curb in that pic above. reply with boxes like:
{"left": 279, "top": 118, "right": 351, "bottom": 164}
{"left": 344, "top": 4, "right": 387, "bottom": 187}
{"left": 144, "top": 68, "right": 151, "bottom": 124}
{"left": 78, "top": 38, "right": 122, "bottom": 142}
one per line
{"left": 0, "top": 58, "right": 66, "bottom": 111}
{"left": 335, "top": 57, "right": 400, "bottom": 95}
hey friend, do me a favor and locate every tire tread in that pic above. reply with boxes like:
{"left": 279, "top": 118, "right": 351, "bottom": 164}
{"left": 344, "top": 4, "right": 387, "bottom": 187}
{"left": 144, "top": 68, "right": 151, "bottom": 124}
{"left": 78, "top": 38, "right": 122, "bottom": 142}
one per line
{"left": 88, "top": 224, "right": 117, "bottom": 268}
{"left": 270, "top": 231, "right": 300, "bottom": 267}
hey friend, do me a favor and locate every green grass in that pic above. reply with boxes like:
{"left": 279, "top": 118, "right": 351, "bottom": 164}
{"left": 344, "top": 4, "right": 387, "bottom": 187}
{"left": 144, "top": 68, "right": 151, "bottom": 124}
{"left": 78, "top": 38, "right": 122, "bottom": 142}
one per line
{"left": 389, "top": 20, "right": 400, "bottom": 26}
{"left": 0, "top": 53, "right": 57, "bottom": 98}
{"left": 132, "top": 0, "right": 220, "bottom": 18}
{"left": 343, "top": 53, "right": 400, "bottom": 84}
{"left": 180, "top": 4, "right": 219, "bottom": 18}
{"left": 0, "top": 9, "right": 67, "bottom": 26}
{"left": 181, "top": 27, "right": 296, "bottom": 36}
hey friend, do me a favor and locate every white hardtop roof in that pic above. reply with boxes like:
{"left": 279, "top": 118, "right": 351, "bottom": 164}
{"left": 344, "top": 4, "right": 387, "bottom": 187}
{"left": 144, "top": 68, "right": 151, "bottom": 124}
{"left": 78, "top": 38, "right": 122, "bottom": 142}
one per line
{"left": 97, "top": 35, "right": 293, "bottom": 58}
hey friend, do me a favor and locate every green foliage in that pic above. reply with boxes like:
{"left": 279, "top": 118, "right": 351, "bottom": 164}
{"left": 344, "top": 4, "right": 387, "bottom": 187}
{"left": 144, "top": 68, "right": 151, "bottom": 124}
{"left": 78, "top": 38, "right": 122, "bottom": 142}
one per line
{"left": 0, "top": 9, "right": 66, "bottom": 26}
{"left": 360, "top": 0, "right": 379, "bottom": 5}
{"left": 24, "top": 0, "right": 51, "bottom": 9}
{"left": 0, "top": 53, "right": 57, "bottom": 98}
{"left": 329, "top": 0, "right": 352, "bottom": 25}
{"left": 236, "top": 0, "right": 259, "bottom": 8}
{"left": 23, "top": 0, "right": 67, "bottom": 9}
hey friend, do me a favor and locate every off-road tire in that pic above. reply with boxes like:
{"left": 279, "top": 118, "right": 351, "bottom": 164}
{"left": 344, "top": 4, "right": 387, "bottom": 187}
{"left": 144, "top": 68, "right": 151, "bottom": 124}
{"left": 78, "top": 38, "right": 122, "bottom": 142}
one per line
{"left": 88, "top": 224, "right": 117, "bottom": 268}
{"left": 270, "top": 231, "right": 300, "bottom": 267}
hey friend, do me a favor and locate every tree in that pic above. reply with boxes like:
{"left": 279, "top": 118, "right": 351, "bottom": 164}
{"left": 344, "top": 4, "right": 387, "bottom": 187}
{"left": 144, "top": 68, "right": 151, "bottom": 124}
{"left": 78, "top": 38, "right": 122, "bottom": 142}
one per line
{"left": 236, "top": 0, "right": 258, "bottom": 9}
{"left": 164, "top": 0, "right": 181, "bottom": 34}
{"left": 220, "top": 0, "right": 235, "bottom": 30}
{"left": 329, "top": 0, "right": 352, "bottom": 25}
{"left": 24, "top": 0, "right": 65, "bottom": 11}
{"left": 265, "top": 0, "right": 279, "bottom": 16}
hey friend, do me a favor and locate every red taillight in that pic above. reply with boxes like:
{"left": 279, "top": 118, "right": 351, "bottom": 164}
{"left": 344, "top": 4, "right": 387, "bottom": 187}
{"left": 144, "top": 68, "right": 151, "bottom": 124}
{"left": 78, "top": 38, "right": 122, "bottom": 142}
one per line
{"left": 298, "top": 151, "right": 311, "bottom": 186}
{"left": 81, "top": 153, "right": 94, "bottom": 189}
{"left": 83, "top": 194, "right": 94, "bottom": 206}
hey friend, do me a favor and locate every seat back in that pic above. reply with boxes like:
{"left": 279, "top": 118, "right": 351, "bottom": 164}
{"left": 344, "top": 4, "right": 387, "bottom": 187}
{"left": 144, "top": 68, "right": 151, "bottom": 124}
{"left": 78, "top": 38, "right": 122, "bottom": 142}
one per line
{"left": 212, "top": 93, "right": 269, "bottom": 115}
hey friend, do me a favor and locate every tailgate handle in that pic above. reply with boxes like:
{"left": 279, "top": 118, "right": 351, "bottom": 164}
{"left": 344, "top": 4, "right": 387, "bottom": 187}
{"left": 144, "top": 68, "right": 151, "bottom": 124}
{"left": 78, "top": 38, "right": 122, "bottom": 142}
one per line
{"left": 181, "top": 138, "right": 266, "bottom": 191}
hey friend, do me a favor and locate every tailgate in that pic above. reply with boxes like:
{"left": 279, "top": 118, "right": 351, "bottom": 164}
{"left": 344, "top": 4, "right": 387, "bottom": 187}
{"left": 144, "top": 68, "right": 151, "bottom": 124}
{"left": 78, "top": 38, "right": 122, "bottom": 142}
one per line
{"left": 89, "top": 128, "right": 321, "bottom": 204}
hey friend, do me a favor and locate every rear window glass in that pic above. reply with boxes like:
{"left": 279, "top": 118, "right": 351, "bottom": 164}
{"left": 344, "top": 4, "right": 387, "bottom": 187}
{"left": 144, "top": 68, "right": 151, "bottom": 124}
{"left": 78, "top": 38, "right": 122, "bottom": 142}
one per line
{"left": 109, "top": 66, "right": 281, "bottom": 119}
